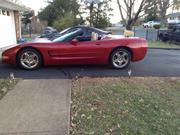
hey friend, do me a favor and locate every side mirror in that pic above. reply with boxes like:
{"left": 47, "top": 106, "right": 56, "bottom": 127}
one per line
{"left": 71, "top": 39, "right": 78, "bottom": 45}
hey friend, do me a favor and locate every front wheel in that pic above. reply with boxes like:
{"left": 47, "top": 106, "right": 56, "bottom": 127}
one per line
{"left": 110, "top": 48, "right": 131, "bottom": 69}
{"left": 17, "top": 48, "right": 42, "bottom": 70}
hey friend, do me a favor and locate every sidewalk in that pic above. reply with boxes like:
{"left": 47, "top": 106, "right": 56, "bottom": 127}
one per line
{"left": 0, "top": 79, "right": 71, "bottom": 135}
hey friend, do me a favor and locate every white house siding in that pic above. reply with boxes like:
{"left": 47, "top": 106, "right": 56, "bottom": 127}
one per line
{"left": 0, "top": 9, "right": 17, "bottom": 48}
{"left": 167, "top": 17, "right": 180, "bottom": 24}
{"left": 167, "top": 12, "right": 180, "bottom": 24}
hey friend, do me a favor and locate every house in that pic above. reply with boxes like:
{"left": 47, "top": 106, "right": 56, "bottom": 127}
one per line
{"left": 0, "top": 0, "right": 29, "bottom": 48}
{"left": 167, "top": 12, "right": 180, "bottom": 24}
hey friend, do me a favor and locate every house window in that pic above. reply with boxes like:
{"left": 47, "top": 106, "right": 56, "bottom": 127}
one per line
{"left": 2, "top": 10, "right": 6, "bottom": 15}
{"left": 0, "top": 9, "right": 10, "bottom": 16}
{"left": 6, "top": 11, "right": 10, "bottom": 16}
{"left": 169, "top": 17, "right": 175, "bottom": 20}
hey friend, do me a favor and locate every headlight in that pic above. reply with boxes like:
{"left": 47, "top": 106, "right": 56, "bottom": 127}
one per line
{"left": 2, "top": 55, "right": 9, "bottom": 60}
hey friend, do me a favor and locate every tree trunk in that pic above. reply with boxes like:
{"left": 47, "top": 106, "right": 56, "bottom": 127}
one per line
{"left": 158, "top": 0, "right": 170, "bottom": 26}
{"left": 126, "top": 19, "right": 136, "bottom": 30}
{"left": 89, "top": 2, "right": 94, "bottom": 27}
{"left": 126, "top": 23, "right": 133, "bottom": 30}
{"left": 160, "top": 10, "right": 168, "bottom": 26}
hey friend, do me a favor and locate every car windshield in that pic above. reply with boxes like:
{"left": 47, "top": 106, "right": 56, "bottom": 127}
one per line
{"left": 53, "top": 29, "right": 82, "bottom": 42}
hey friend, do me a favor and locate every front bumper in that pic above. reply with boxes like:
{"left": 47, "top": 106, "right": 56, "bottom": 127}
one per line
{"left": 1, "top": 48, "right": 18, "bottom": 65}
{"left": 2, "top": 54, "right": 11, "bottom": 64}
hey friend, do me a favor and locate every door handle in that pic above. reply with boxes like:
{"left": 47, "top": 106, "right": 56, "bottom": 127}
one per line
{"left": 96, "top": 43, "right": 101, "bottom": 45}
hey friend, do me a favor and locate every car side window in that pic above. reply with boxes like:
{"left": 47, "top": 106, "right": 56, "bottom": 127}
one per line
{"left": 76, "top": 36, "right": 91, "bottom": 42}
{"left": 86, "top": 29, "right": 93, "bottom": 37}
{"left": 86, "top": 29, "right": 103, "bottom": 38}
{"left": 76, "top": 29, "right": 95, "bottom": 42}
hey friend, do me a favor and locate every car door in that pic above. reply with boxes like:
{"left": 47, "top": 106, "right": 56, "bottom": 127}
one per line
{"left": 56, "top": 39, "right": 106, "bottom": 65}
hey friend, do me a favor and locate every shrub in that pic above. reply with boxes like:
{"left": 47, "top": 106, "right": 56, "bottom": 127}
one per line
{"left": 153, "top": 24, "right": 161, "bottom": 29}
{"left": 53, "top": 13, "right": 84, "bottom": 31}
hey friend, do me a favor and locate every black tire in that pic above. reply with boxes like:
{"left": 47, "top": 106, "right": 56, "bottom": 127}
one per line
{"left": 110, "top": 48, "right": 131, "bottom": 69}
{"left": 159, "top": 34, "right": 169, "bottom": 42}
{"left": 17, "top": 48, "right": 42, "bottom": 70}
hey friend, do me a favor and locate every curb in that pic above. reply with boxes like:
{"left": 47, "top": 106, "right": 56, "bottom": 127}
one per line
{"left": 149, "top": 47, "right": 180, "bottom": 50}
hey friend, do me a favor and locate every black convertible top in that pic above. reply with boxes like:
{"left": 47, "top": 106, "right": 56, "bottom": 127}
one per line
{"left": 49, "top": 25, "right": 111, "bottom": 40}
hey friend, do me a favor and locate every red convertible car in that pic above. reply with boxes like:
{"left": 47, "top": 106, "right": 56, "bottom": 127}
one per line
{"left": 2, "top": 28, "right": 148, "bottom": 70}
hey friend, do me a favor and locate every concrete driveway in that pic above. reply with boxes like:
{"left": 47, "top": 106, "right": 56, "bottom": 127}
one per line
{"left": 0, "top": 79, "right": 71, "bottom": 135}
{"left": 0, "top": 49, "right": 180, "bottom": 78}
{"left": 0, "top": 49, "right": 71, "bottom": 135}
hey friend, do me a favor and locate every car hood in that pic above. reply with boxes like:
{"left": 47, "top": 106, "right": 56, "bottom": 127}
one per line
{"left": 1, "top": 44, "right": 19, "bottom": 51}
{"left": 2, "top": 38, "right": 52, "bottom": 51}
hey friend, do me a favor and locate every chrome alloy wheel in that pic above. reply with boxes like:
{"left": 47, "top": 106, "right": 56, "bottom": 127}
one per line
{"left": 112, "top": 50, "right": 129, "bottom": 68}
{"left": 20, "top": 51, "right": 39, "bottom": 69}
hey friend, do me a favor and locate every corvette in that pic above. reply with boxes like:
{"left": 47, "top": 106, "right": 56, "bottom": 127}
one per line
{"left": 2, "top": 28, "right": 148, "bottom": 70}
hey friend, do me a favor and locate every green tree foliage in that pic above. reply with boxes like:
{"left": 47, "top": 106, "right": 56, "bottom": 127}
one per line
{"left": 158, "top": 0, "right": 170, "bottom": 25}
{"left": 38, "top": 0, "right": 81, "bottom": 26}
{"left": 144, "top": 0, "right": 159, "bottom": 21}
{"left": 93, "top": 1, "right": 112, "bottom": 28}
{"left": 93, "top": 14, "right": 111, "bottom": 28}
{"left": 22, "top": 11, "right": 34, "bottom": 26}
{"left": 172, "top": 0, "right": 180, "bottom": 10}
{"left": 53, "top": 13, "right": 84, "bottom": 31}
{"left": 82, "top": 0, "right": 112, "bottom": 28}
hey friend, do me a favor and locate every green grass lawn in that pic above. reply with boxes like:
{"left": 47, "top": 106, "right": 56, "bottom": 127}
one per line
{"left": 0, "top": 79, "right": 18, "bottom": 100}
{"left": 148, "top": 41, "right": 180, "bottom": 49}
{"left": 71, "top": 77, "right": 180, "bottom": 135}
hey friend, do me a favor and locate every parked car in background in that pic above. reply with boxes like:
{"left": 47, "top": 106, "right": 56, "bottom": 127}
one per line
{"left": 2, "top": 28, "right": 148, "bottom": 70}
{"left": 143, "top": 21, "right": 161, "bottom": 28}
{"left": 168, "top": 23, "right": 180, "bottom": 29}
{"left": 40, "top": 27, "right": 58, "bottom": 39}
{"left": 159, "top": 24, "right": 180, "bottom": 42}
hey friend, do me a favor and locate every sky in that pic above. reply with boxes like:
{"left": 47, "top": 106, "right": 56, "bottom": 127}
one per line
{"left": 20, "top": 0, "right": 177, "bottom": 24}
{"left": 20, "top": 0, "right": 121, "bottom": 23}
{"left": 21, "top": 0, "right": 48, "bottom": 14}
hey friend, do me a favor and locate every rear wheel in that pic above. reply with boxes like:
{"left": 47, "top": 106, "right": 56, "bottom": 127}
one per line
{"left": 110, "top": 48, "right": 131, "bottom": 69}
{"left": 17, "top": 48, "right": 42, "bottom": 70}
{"left": 159, "top": 34, "right": 168, "bottom": 42}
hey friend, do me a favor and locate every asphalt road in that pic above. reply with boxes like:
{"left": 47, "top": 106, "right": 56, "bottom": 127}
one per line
{"left": 0, "top": 49, "right": 180, "bottom": 79}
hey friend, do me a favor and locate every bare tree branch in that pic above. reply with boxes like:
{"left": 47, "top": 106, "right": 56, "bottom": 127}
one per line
{"left": 117, "top": 0, "right": 156, "bottom": 30}
{"left": 158, "top": 0, "right": 170, "bottom": 25}
{"left": 117, "top": 0, "right": 126, "bottom": 25}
